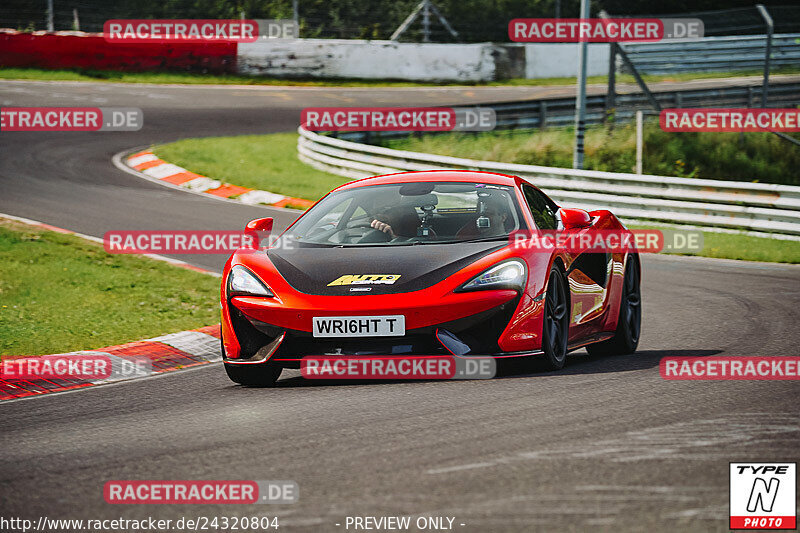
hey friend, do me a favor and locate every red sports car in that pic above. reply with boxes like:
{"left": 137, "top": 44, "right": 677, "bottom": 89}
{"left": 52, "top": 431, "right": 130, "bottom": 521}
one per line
{"left": 221, "top": 170, "right": 641, "bottom": 386}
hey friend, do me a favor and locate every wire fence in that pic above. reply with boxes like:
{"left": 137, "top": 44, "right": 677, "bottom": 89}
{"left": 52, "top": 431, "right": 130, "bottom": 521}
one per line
{"left": 2, "top": 2, "right": 799, "bottom": 42}
{"left": 628, "top": 5, "right": 800, "bottom": 36}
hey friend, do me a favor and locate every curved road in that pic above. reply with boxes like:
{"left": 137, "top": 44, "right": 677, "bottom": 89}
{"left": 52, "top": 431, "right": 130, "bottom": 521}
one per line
{"left": 0, "top": 80, "right": 798, "bottom": 532}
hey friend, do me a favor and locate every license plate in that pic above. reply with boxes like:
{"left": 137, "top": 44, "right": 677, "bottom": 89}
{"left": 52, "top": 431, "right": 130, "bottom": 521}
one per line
{"left": 312, "top": 315, "right": 405, "bottom": 337}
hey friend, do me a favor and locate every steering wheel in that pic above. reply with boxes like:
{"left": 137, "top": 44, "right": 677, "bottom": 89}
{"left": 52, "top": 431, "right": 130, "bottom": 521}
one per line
{"left": 332, "top": 223, "right": 390, "bottom": 244}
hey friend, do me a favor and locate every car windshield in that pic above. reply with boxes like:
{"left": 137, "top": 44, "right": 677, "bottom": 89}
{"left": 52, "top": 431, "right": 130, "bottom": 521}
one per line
{"left": 288, "top": 181, "right": 527, "bottom": 246}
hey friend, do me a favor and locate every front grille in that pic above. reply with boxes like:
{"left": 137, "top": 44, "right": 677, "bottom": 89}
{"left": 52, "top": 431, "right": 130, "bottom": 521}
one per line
{"left": 275, "top": 332, "right": 447, "bottom": 356}
{"left": 229, "top": 303, "right": 281, "bottom": 358}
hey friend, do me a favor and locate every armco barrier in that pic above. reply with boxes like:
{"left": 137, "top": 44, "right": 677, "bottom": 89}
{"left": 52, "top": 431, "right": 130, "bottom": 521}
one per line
{"left": 337, "top": 80, "right": 800, "bottom": 141}
{"left": 0, "top": 30, "right": 236, "bottom": 73}
{"left": 297, "top": 126, "right": 800, "bottom": 238}
{"left": 623, "top": 34, "right": 800, "bottom": 75}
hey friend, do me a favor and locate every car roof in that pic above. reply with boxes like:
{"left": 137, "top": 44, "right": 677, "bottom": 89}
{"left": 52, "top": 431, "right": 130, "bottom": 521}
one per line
{"left": 334, "top": 170, "right": 520, "bottom": 191}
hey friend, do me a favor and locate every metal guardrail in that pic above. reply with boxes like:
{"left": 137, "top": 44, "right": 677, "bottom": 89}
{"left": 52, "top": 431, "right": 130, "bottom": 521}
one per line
{"left": 298, "top": 126, "right": 800, "bottom": 238}
{"left": 489, "top": 81, "right": 800, "bottom": 130}
{"left": 622, "top": 33, "right": 800, "bottom": 75}
{"left": 338, "top": 81, "right": 800, "bottom": 143}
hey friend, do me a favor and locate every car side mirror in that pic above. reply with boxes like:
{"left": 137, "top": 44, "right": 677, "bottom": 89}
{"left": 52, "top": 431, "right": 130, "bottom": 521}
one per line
{"left": 246, "top": 217, "right": 274, "bottom": 234}
{"left": 245, "top": 217, "right": 274, "bottom": 248}
{"left": 558, "top": 208, "right": 592, "bottom": 230}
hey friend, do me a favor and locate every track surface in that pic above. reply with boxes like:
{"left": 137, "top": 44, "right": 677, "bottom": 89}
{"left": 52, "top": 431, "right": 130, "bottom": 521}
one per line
{"left": 1, "top": 79, "right": 799, "bottom": 532}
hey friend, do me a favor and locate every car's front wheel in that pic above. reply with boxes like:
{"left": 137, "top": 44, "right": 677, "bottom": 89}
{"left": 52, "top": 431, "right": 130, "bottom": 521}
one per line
{"left": 224, "top": 363, "right": 282, "bottom": 387}
{"left": 587, "top": 255, "right": 641, "bottom": 357}
{"left": 541, "top": 265, "right": 569, "bottom": 370}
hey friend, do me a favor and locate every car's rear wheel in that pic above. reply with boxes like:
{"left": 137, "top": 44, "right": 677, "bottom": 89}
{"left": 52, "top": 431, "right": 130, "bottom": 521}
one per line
{"left": 587, "top": 255, "right": 641, "bottom": 357}
{"left": 224, "top": 363, "right": 282, "bottom": 387}
{"left": 541, "top": 265, "right": 569, "bottom": 370}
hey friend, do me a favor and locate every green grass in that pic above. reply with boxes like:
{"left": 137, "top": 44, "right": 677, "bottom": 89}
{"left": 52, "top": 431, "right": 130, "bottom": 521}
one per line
{"left": 2, "top": 66, "right": 798, "bottom": 87}
{"left": 153, "top": 133, "right": 349, "bottom": 201}
{"left": 694, "top": 232, "right": 800, "bottom": 263}
{"left": 0, "top": 219, "right": 220, "bottom": 356}
{"left": 487, "top": 67, "right": 800, "bottom": 87}
{"left": 629, "top": 225, "right": 800, "bottom": 264}
{"left": 383, "top": 123, "right": 800, "bottom": 185}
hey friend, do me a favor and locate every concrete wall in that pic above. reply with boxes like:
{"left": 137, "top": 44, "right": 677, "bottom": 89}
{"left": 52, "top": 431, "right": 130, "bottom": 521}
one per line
{"left": 238, "top": 39, "right": 609, "bottom": 81}
{"left": 238, "top": 39, "right": 497, "bottom": 82}
{"left": 524, "top": 43, "right": 610, "bottom": 79}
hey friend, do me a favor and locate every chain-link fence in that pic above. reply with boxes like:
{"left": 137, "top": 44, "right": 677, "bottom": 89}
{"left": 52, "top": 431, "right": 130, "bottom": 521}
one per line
{"left": 3, "top": 2, "right": 799, "bottom": 42}
{"left": 624, "top": 5, "right": 800, "bottom": 36}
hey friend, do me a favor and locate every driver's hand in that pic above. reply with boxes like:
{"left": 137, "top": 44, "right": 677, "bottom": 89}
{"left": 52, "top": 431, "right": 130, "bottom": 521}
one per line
{"left": 371, "top": 219, "right": 396, "bottom": 238}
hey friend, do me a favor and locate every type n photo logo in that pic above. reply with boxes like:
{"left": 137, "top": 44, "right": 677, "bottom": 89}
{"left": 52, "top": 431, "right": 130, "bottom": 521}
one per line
{"left": 730, "top": 463, "right": 796, "bottom": 529}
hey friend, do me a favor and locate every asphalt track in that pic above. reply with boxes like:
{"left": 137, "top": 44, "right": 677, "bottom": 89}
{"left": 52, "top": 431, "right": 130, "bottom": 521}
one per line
{"left": 1, "top": 79, "right": 799, "bottom": 532}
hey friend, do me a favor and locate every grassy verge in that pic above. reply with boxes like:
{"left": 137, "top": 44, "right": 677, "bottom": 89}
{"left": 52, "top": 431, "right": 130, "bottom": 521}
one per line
{"left": 2, "top": 66, "right": 798, "bottom": 87}
{"left": 383, "top": 124, "right": 800, "bottom": 185}
{"left": 153, "top": 133, "right": 349, "bottom": 201}
{"left": 0, "top": 218, "right": 220, "bottom": 356}
{"left": 629, "top": 225, "right": 800, "bottom": 264}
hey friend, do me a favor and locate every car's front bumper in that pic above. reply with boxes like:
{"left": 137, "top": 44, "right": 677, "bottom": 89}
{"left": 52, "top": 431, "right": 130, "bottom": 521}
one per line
{"left": 222, "top": 290, "right": 523, "bottom": 365}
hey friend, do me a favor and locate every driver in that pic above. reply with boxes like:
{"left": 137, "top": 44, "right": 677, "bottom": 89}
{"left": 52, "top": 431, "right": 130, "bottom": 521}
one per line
{"left": 370, "top": 205, "right": 421, "bottom": 239}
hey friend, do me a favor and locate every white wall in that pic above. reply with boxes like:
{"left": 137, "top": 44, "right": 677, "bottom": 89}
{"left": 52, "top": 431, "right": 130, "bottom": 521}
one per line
{"left": 524, "top": 43, "right": 610, "bottom": 78}
{"left": 238, "top": 39, "right": 496, "bottom": 82}
{"left": 237, "top": 39, "right": 611, "bottom": 81}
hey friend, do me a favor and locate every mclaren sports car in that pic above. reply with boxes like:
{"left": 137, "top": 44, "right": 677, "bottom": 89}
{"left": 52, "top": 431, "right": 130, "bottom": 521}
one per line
{"left": 221, "top": 170, "right": 641, "bottom": 386}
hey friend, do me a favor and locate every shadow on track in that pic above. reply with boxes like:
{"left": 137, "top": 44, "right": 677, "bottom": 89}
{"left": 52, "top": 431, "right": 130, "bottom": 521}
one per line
{"left": 498, "top": 348, "right": 724, "bottom": 378}
{"left": 223, "top": 349, "right": 723, "bottom": 389}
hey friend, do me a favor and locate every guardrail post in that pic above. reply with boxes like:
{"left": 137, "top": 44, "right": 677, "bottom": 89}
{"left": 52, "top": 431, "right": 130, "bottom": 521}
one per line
{"left": 539, "top": 101, "right": 548, "bottom": 129}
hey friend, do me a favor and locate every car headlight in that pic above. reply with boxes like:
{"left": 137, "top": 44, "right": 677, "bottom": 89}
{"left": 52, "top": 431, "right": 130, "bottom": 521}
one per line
{"left": 227, "top": 265, "right": 274, "bottom": 297}
{"left": 458, "top": 259, "right": 526, "bottom": 292}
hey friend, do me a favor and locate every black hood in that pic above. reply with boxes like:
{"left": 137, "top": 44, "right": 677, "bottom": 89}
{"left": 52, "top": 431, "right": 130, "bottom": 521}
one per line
{"left": 267, "top": 242, "right": 505, "bottom": 295}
